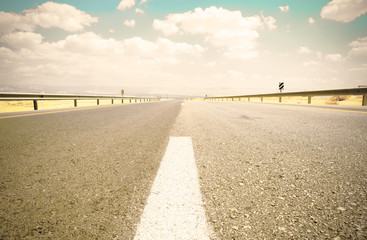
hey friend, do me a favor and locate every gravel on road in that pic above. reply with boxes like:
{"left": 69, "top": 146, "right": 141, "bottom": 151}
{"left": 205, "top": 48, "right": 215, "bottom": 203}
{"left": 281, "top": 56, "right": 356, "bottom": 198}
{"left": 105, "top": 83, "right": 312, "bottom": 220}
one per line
{"left": 0, "top": 101, "right": 181, "bottom": 239}
{"left": 171, "top": 101, "right": 367, "bottom": 239}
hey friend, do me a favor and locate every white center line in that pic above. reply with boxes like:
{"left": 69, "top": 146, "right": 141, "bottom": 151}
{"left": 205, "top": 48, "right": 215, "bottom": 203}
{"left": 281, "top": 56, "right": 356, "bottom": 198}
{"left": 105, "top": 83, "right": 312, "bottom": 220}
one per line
{"left": 134, "top": 137, "right": 213, "bottom": 240}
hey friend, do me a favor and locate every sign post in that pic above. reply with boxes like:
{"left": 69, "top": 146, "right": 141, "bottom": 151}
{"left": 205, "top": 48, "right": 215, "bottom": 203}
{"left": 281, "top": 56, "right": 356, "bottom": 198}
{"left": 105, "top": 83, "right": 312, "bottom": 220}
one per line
{"left": 279, "top": 82, "right": 284, "bottom": 93}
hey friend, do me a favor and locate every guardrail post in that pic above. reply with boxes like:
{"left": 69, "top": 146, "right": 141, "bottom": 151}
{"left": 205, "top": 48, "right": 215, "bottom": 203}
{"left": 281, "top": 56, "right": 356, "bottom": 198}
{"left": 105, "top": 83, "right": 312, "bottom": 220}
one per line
{"left": 33, "top": 100, "right": 38, "bottom": 110}
{"left": 111, "top": 99, "right": 114, "bottom": 104}
{"left": 129, "top": 99, "right": 131, "bottom": 103}
{"left": 308, "top": 96, "right": 312, "bottom": 104}
{"left": 363, "top": 95, "right": 367, "bottom": 106}
{"left": 261, "top": 97, "right": 263, "bottom": 102}
{"left": 279, "top": 97, "right": 282, "bottom": 103}
{"left": 248, "top": 97, "right": 250, "bottom": 102}
{"left": 97, "top": 99, "right": 99, "bottom": 105}
{"left": 74, "top": 99, "right": 77, "bottom": 107}
{"left": 122, "top": 99, "right": 124, "bottom": 104}
{"left": 135, "top": 99, "right": 137, "bottom": 103}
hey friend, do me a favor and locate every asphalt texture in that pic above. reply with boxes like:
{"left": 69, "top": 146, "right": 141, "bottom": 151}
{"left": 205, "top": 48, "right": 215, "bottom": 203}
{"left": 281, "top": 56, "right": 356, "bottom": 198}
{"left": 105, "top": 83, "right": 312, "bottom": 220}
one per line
{"left": 0, "top": 101, "right": 181, "bottom": 239}
{"left": 172, "top": 101, "right": 367, "bottom": 240}
{"left": 1, "top": 100, "right": 367, "bottom": 239}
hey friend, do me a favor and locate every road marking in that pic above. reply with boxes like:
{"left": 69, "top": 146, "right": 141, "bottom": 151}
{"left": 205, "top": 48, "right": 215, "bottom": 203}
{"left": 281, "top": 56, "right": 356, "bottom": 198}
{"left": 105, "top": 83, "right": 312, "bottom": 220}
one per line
{"left": 134, "top": 137, "right": 212, "bottom": 240}
{"left": 0, "top": 102, "right": 150, "bottom": 119}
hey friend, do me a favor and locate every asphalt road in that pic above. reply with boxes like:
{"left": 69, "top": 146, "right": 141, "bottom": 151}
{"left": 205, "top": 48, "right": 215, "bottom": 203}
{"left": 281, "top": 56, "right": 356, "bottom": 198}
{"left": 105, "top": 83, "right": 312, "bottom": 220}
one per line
{"left": 0, "top": 101, "right": 181, "bottom": 239}
{"left": 1, "top": 100, "right": 367, "bottom": 239}
{"left": 172, "top": 101, "right": 367, "bottom": 240}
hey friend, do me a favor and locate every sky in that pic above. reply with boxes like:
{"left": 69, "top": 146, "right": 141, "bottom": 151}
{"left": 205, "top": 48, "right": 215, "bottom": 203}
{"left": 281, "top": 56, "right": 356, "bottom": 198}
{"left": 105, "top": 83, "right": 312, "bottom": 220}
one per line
{"left": 0, "top": 0, "right": 366, "bottom": 97}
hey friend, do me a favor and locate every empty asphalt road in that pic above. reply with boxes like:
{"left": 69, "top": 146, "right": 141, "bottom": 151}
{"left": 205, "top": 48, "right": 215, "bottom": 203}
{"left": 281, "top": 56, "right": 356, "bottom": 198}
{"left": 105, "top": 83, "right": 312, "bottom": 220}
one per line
{"left": 0, "top": 101, "right": 181, "bottom": 239}
{"left": 1, "top": 100, "right": 367, "bottom": 239}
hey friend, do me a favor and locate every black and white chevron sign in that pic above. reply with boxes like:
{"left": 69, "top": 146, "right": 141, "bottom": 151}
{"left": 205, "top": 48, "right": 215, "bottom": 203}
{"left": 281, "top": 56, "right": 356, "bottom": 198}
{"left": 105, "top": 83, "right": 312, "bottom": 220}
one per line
{"left": 279, "top": 82, "right": 284, "bottom": 92}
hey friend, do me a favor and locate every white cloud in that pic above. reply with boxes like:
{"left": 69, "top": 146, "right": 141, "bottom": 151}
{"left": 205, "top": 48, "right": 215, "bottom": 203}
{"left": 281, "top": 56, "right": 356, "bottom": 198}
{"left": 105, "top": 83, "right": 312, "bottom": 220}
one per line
{"left": 297, "top": 46, "right": 312, "bottom": 54}
{"left": 156, "top": 38, "right": 205, "bottom": 57}
{"left": 279, "top": 5, "right": 290, "bottom": 13}
{"left": 261, "top": 12, "right": 277, "bottom": 30}
{"left": 121, "top": 37, "right": 155, "bottom": 54}
{"left": 320, "top": 0, "right": 367, "bottom": 23}
{"left": 140, "top": 0, "right": 149, "bottom": 4}
{"left": 308, "top": 17, "right": 315, "bottom": 24}
{"left": 124, "top": 19, "right": 136, "bottom": 27}
{"left": 117, "top": 0, "right": 136, "bottom": 11}
{"left": 264, "top": 16, "right": 277, "bottom": 30}
{"left": 122, "top": 37, "right": 204, "bottom": 62}
{"left": 349, "top": 36, "right": 367, "bottom": 56}
{"left": 109, "top": 29, "right": 115, "bottom": 33}
{"left": 61, "top": 32, "right": 122, "bottom": 55}
{"left": 0, "top": 31, "right": 43, "bottom": 49}
{"left": 325, "top": 53, "right": 344, "bottom": 62}
{"left": 57, "top": 32, "right": 205, "bottom": 62}
{"left": 0, "top": 30, "right": 209, "bottom": 95}
{"left": 153, "top": 19, "right": 179, "bottom": 35}
{"left": 135, "top": 8, "right": 144, "bottom": 14}
{"left": 153, "top": 6, "right": 276, "bottom": 60}
{"left": 0, "top": 2, "right": 97, "bottom": 33}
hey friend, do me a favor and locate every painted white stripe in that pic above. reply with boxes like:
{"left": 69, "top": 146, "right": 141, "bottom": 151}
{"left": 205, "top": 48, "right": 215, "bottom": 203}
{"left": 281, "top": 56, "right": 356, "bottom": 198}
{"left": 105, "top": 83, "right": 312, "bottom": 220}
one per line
{"left": 134, "top": 137, "right": 212, "bottom": 240}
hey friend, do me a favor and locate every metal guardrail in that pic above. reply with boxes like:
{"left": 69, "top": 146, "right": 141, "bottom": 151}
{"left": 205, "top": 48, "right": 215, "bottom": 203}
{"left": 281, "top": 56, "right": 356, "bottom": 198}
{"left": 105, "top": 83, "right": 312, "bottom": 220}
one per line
{"left": 0, "top": 92, "right": 159, "bottom": 110}
{"left": 204, "top": 87, "right": 367, "bottom": 106}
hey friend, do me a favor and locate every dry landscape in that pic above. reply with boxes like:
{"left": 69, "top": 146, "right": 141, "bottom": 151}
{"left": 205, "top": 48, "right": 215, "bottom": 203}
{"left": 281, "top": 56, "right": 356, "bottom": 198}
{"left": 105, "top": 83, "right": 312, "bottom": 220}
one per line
{"left": 0, "top": 95, "right": 363, "bottom": 114}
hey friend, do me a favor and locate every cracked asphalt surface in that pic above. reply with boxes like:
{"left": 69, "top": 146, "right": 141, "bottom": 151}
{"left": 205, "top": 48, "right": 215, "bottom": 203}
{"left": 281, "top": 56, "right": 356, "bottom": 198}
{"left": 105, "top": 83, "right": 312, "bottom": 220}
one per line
{"left": 1, "top": 100, "right": 367, "bottom": 239}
